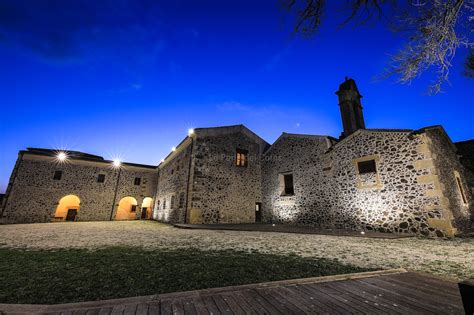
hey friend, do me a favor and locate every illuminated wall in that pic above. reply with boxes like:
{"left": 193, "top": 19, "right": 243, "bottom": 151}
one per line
{"left": 1, "top": 153, "right": 157, "bottom": 223}
{"left": 262, "top": 127, "right": 473, "bottom": 237}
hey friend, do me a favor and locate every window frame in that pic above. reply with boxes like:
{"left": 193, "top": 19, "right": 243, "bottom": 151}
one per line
{"left": 97, "top": 174, "right": 105, "bottom": 183}
{"left": 53, "top": 170, "right": 62, "bottom": 180}
{"left": 236, "top": 148, "right": 249, "bottom": 167}
{"left": 454, "top": 171, "right": 468, "bottom": 205}
{"left": 357, "top": 159, "right": 377, "bottom": 174}
{"left": 352, "top": 155, "right": 382, "bottom": 189}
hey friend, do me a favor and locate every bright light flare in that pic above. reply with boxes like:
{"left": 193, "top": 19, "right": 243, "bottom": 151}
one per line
{"left": 113, "top": 159, "right": 121, "bottom": 168}
{"left": 171, "top": 147, "right": 176, "bottom": 152}
{"left": 188, "top": 128, "right": 195, "bottom": 136}
{"left": 56, "top": 151, "right": 68, "bottom": 162}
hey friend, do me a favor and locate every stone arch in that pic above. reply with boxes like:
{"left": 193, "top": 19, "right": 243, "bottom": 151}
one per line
{"left": 54, "top": 195, "right": 80, "bottom": 222}
{"left": 115, "top": 196, "right": 138, "bottom": 220}
{"left": 141, "top": 197, "right": 153, "bottom": 219}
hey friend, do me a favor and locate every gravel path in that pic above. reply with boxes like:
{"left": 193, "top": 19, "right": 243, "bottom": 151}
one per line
{"left": 0, "top": 221, "right": 472, "bottom": 280}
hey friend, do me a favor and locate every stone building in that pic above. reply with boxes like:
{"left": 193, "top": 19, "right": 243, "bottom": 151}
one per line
{"left": 1, "top": 148, "right": 157, "bottom": 223}
{"left": 1, "top": 78, "right": 473, "bottom": 237}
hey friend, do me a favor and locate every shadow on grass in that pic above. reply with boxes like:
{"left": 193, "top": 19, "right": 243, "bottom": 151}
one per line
{"left": 0, "top": 247, "right": 372, "bottom": 304}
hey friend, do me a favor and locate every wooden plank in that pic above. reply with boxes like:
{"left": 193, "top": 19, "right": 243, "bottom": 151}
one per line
{"left": 296, "top": 282, "right": 355, "bottom": 314}
{"left": 111, "top": 304, "right": 126, "bottom": 315}
{"left": 135, "top": 303, "right": 149, "bottom": 315}
{"left": 85, "top": 308, "right": 100, "bottom": 315}
{"left": 218, "top": 293, "right": 245, "bottom": 315}
{"left": 360, "top": 276, "right": 463, "bottom": 312}
{"left": 382, "top": 273, "right": 460, "bottom": 298}
{"left": 254, "top": 288, "right": 303, "bottom": 314}
{"left": 315, "top": 282, "right": 392, "bottom": 315}
{"left": 391, "top": 272, "right": 458, "bottom": 291}
{"left": 147, "top": 301, "right": 160, "bottom": 315}
{"left": 180, "top": 298, "right": 198, "bottom": 315}
{"left": 190, "top": 296, "right": 210, "bottom": 315}
{"left": 98, "top": 307, "right": 113, "bottom": 315}
{"left": 123, "top": 304, "right": 137, "bottom": 315}
{"left": 171, "top": 298, "right": 185, "bottom": 315}
{"left": 345, "top": 278, "right": 436, "bottom": 314}
{"left": 322, "top": 280, "right": 407, "bottom": 315}
{"left": 356, "top": 277, "right": 457, "bottom": 313}
{"left": 271, "top": 286, "right": 319, "bottom": 314}
{"left": 200, "top": 294, "right": 222, "bottom": 315}
{"left": 290, "top": 284, "right": 345, "bottom": 315}
{"left": 211, "top": 295, "right": 233, "bottom": 314}
{"left": 159, "top": 300, "right": 173, "bottom": 315}
{"left": 240, "top": 289, "right": 282, "bottom": 314}
{"left": 235, "top": 290, "right": 267, "bottom": 313}
{"left": 223, "top": 291, "right": 257, "bottom": 314}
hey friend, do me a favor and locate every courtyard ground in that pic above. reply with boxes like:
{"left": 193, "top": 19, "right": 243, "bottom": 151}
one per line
{"left": 0, "top": 221, "right": 472, "bottom": 281}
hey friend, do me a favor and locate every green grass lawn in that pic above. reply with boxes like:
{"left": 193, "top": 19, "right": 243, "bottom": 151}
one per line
{"left": 0, "top": 247, "right": 372, "bottom": 304}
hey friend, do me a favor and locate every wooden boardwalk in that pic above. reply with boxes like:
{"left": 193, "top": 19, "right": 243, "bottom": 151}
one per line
{"left": 0, "top": 269, "right": 465, "bottom": 314}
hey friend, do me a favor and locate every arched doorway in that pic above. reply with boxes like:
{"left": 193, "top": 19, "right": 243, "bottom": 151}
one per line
{"left": 54, "top": 195, "right": 80, "bottom": 222}
{"left": 115, "top": 197, "right": 138, "bottom": 220}
{"left": 141, "top": 197, "right": 153, "bottom": 219}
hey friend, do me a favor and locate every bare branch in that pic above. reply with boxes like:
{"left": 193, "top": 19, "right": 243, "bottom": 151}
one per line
{"left": 385, "top": 0, "right": 471, "bottom": 94}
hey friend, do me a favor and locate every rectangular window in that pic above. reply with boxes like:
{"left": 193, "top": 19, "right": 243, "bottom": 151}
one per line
{"left": 163, "top": 199, "right": 166, "bottom": 210}
{"left": 283, "top": 174, "right": 294, "bottom": 195}
{"left": 178, "top": 192, "right": 185, "bottom": 208}
{"left": 357, "top": 159, "right": 377, "bottom": 174}
{"left": 170, "top": 195, "right": 175, "bottom": 209}
{"left": 236, "top": 149, "right": 248, "bottom": 167}
{"left": 97, "top": 174, "right": 105, "bottom": 183}
{"left": 53, "top": 171, "right": 62, "bottom": 180}
{"left": 134, "top": 177, "right": 141, "bottom": 185}
{"left": 131, "top": 205, "right": 137, "bottom": 212}
{"left": 455, "top": 174, "right": 468, "bottom": 204}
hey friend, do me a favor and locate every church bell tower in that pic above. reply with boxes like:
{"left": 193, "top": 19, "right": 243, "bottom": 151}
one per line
{"left": 336, "top": 77, "right": 365, "bottom": 138}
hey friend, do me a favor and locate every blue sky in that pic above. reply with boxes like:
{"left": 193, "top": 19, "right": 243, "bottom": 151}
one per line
{"left": 0, "top": 0, "right": 473, "bottom": 192}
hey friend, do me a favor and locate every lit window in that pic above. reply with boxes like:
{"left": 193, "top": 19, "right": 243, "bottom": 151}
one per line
{"left": 134, "top": 177, "right": 141, "bottom": 185}
{"left": 357, "top": 159, "right": 377, "bottom": 174}
{"left": 236, "top": 149, "right": 248, "bottom": 167}
{"left": 97, "top": 174, "right": 105, "bottom": 183}
{"left": 53, "top": 171, "right": 62, "bottom": 180}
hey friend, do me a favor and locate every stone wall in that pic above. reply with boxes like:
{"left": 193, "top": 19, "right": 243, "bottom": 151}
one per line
{"left": 153, "top": 139, "right": 193, "bottom": 223}
{"left": 262, "top": 128, "right": 472, "bottom": 237}
{"left": 189, "top": 128, "right": 265, "bottom": 224}
{"left": 262, "top": 134, "right": 333, "bottom": 226}
{"left": 425, "top": 127, "right": 473, "bottom": 232}
{"left": 2, "top": 153, "right": 157, "bottom": 223}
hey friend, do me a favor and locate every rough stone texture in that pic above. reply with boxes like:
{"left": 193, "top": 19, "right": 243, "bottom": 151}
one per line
{"left": 152, "top": 126, "right": 269, "bottom": 225}
{"left": 456, "top": 139, "right": 474, "bottom": 173}
{"left": 262, "top": 134, "right": 334, "bottom": 226}
{"left": 262, "top": 128, "right": 473, "bottom": 237}
{"left": 1, "top": 153, "right": 157, "bottom": 223}
{"left": 426, "top": 128, "right": 473, "bottom": 231}
{"left": 190, "top": 131, "right": 263, "bottom": 224}
{"left": 153, "top": 140, "right": 192, "bottom": 223}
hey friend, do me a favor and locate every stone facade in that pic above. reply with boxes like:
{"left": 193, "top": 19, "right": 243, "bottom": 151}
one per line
{"left": 1, "top": 149, "right": 157, "bottom": 223}
{"left": 261, "top": 128, "right": 473, "bottom": 237}
{"left": 153, "top": 138, "right": 193, "bottom": 223}
{"left": 2, "top": 79, "right": 473, "bottom": 236}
